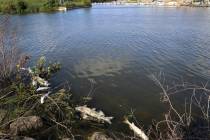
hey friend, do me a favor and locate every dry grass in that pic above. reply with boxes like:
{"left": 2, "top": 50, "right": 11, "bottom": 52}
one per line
{"left": 147, "top": 73, "right": 210, "bottom": 140}
{"left": 0, "top": 16, "right": 28, "bottom": 85}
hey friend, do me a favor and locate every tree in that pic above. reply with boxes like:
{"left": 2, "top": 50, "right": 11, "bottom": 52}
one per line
{"left": 16, "top": 0, "right": 27, "bottom": 14}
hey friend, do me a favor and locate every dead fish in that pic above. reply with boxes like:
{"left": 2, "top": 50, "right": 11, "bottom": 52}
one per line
{"left": 20, "top": 67, "right": 27, "bottom": 71}
{"left": 28, "top": 67, "right": 34, "bottom": 74}
{"left": 82, "top": 96, "right": 92, "bottom": 101}
{"left": 124, "top": 118, "right": 149, "bottom": 140}
{"left": 75, "top": 105, "right": 113, "bottom": 124}
{"left": 40, "top": 92, "right": 51, "bottom": 104}
{"left": 20, "top": 67, "right": 34, "bottom": 74}
{"left": 34, "top": 76, "right": 50, "bottom": 86}
{"left": 32, "top": 79, "right": 37, "bottom": 86}
{"left": 36, "top": 87, "right": 50, "bottom": 92}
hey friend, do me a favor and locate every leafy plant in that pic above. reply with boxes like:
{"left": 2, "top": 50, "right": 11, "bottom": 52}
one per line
{"left": 31, "top": 56, "right": 61, "bottom": 79}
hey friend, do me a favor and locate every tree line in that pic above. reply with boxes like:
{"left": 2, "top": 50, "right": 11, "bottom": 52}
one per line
{"left": 0, "top": 0, "right": 91, "bottom": 14}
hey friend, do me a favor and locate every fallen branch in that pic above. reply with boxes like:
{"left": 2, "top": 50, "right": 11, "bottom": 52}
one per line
{"left": 0, "top": 91, "right": 13, "bottom": 100}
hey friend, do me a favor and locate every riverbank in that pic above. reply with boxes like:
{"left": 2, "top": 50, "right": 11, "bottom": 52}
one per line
{"left": 1, "top": 56, "right": 210, "bottom": 140}
{"left": 0, "top": 0, "right": 91, "bottom": 14}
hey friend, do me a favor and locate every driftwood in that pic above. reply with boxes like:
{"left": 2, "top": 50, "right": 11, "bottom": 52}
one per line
{"left": 124, "top": 118, "right": 149, "bottom": 140}
{"left": 75, "top": 105, "right": 113, "bottom": 124}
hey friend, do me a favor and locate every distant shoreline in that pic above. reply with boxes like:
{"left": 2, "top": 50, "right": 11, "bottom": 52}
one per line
{"left": 92, "top": 2, "right": 210, "bottom": 7}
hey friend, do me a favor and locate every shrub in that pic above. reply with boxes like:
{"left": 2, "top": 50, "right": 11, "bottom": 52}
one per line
{"left": 16, "top": 0, "right": 28, "bottom": 14}
{"left": 1, "top": 1, "right": 17, "bottom": 14}
{"left": 0, "top": 17, "right": 27, "bottom": 84}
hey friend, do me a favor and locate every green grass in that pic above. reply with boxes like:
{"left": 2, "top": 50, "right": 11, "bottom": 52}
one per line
{"left": 0, "top": 0, "right": 91, "bottom": 14}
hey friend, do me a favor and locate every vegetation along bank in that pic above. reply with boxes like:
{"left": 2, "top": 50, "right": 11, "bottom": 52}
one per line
{"left": 0, "top": 0, "right": 91, "bottom": 14}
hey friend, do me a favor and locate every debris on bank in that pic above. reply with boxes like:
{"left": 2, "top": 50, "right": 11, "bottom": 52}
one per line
{"left": 33, "top": 76, "right": 50, "bottom": 87}
{"left": 20, "top": 67, "right": 51, "bottom": 103}
{"left": 1, "top": 56, "right": 146, "bottom": 139}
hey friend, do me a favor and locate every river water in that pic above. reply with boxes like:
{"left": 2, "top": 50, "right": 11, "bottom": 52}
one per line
{"left": 7, "top": 6, "right": 210, "bottom": 128}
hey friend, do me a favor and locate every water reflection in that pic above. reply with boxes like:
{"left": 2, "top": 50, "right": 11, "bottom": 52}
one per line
{"left": 74, "top": 56, "right": 128, "bottom": 77}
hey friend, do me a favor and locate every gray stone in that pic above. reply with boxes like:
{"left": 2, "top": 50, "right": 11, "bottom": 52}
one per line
{"left": 62, "top": 138, "right": 71, "bottom": 140}
{"left": 89, "top": 132, "right": 113, "bottom": 140}
{"left": 0, "top": 110, "right": 7, "bottom": 122}
{"left": 10, "top": 116, "right": 43, "bottom": 135}
{"left": 22, "top": 137, "right": 35, "bottom": 140}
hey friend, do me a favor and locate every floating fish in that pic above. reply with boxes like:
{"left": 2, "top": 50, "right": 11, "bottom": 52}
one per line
{"left": 124, "top": 118, "right": 149, "bottom": 140}
{"left": 40, "top": 92, "right": 51, "bottom": 104}
{"left": 75, "top": 105, "right": 113, "bottom": 124}
{"left": 34, "top": 76, "right": 50, "bottom": 87}
{"left": 36, "top": 87, "right": 50, "bottom": 92}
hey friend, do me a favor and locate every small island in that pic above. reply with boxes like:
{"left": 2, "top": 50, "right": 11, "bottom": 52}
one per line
{"left": 0, "top": 0, "right": 91, "bottom": 14}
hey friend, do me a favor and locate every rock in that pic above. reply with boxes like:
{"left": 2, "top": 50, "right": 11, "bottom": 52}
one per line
{"left": 0, "top": 136, "right": 35, "bottom": 140}
{"left": 22, "top": 137, "right": 35, "bottom": 140}
{"left": 62, "top": 138, "right": 71, "bottom": 140}
{"left": 9, "top": 116, "right": 43, "bottom": 135}
{"left": 0, "top": 110, "right": 7, "bottom": 122}
{"left": 89, "top": 132, "right": 113, "bottom": 140}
